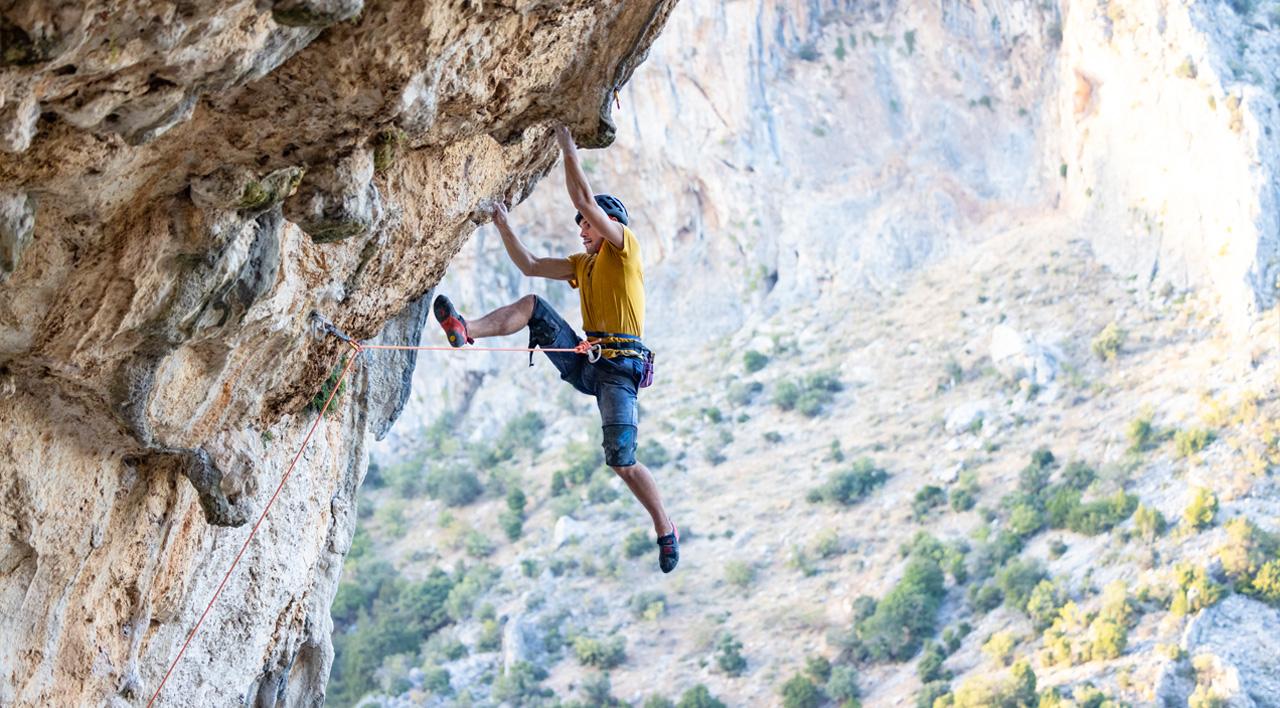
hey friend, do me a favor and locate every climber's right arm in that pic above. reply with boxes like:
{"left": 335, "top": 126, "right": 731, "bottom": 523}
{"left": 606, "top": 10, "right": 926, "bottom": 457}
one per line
{"left": 492, "top": 202, "right": 574, "bottom": 281}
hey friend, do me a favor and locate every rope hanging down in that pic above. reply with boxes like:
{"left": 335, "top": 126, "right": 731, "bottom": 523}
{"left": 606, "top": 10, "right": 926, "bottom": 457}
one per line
{"left": 146, "top": 311, "right": 603, "bottom": 707}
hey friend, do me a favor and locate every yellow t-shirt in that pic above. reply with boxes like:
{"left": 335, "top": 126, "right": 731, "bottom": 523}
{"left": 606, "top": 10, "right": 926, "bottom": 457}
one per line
{"left": 568, "top": 225, "right": 645, "bottom": 348}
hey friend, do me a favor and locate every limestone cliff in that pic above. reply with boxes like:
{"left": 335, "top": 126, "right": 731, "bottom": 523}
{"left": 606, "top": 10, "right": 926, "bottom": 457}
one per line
{"left": 0, "top": 2, "right": 676, "bottom": 706}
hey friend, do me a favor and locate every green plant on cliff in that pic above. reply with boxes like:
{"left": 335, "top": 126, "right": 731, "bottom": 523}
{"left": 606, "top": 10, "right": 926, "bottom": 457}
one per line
{"left": 307, "top": 354, "right": 349, "bottom": 417}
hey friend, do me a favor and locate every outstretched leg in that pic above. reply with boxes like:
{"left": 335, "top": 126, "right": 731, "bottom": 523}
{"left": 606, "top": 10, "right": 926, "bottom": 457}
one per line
{"left": 466, "top": 294, "right": 537, "bottom": 338}
{"left": 434, "top": 293, "right": 536, "bottom": 344}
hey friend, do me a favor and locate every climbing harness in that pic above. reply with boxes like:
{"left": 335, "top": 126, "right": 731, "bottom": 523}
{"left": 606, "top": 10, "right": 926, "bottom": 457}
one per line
{"left": 146, "top": 309, "right": 622, "bottom": 706}
{"left": 585, "top": 331, "right": 655, "bottom": 388}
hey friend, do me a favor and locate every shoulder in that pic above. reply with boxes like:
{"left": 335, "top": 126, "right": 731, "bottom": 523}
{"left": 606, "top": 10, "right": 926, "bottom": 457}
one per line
{"left": 610, "top": 226, "right": 641, "bottom": 258}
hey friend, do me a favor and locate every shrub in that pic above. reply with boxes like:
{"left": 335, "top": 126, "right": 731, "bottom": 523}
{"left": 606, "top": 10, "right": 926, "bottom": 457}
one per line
{"left": 913, "top": 485, "right": 947, "bottom": 520}
{"left": 1242, "top": 559, "right": 1280, "bottom": 606}
{"left": 506, "top": 486, "right": 527, "bottom": 513}
{"left": 580, "top": 670, "right": 613, "bottom": 706}
{"left": 1061, "top": 460, "right": 1096, "bottom": 490}
{"left": 1091, "top": 323, "right": 1127, "bottom": 362}
{"left": 968, "top": 583, "right": 1004, "bottom": 614}
{"left": 1170, "top": 563, "right": 1226, "bottom": 615}
{"left": 444, "top": 564, "right": 498, "bottom": 621}
{"left": 645, "top": 696, "right": 676, "bottom": 708}
{"left": 563, "top": 441, "right": 605, "bottom": 485}
{"left": 1018, "top": 460, "right": 1052, "bottom": 495}
{"left": 307, "top": 354, "right": 349, "bottom": 416}
{"left": 587, "top": 474, "right": 620, "bottom": 504}
{"left": 773, "top": 380, "right": 802, "bottom": 410}
{"left": 916, "top": 681, "right": 951, "bottom": 708}
{"left": 624, "top": 529, "right": 650, "bottom": 558}
{"left": 813, "top": 529, "right": 841, "bottom": 558}
{"left": 422, "top": 665, "right": 451, "bottom": 694}
{"left": 1189, "top": 686, "right": 1226, "bottom": 708}
{"left": 574, "top": 634, "right": 626, "bottom": 669}
{"left": 950, "top": 487, "right": 976, "bottom": 512}
{"left": 715, "top": 633, "right": 747, "bottom": 676}
{"left": 499, "top": 511, "right": 523, "bottom": 542}
{"left": 465, "top": 531, "right": 496, "bottom": 558}
{"left": 856, "top": 556, "right": 946, "bottom": 661}
{"left": 1027, "top": 578, "right": 1070, "bottom": 631}
{"left": 805, "top": 654, "right": 831, "bottom": 683}
{"left": 637, "top": 439, "right": 670, "bottom": 468}
{"left": 382, "top": 458, "right": 424, "bottom": 497}
{"left": 1048, "top": 537, "right": 1068, "bottom": 559}
{"left": 725, "top": 560, "right": 756, "bottom": 588}
{"left": 809, "top": 458, "right": 888, "bottom": 505}
{"left": 328, "top": 567, "right": 456, "bottom": 706}
{"left": 807, "top": 369, "right": 843, "bottom": 393}
{"left": 780, "top": 674, "right": 820, "bottom": 708}
{"left": 1091, "top": 619, "right": 1127, "bottom": 660}
{"left": 477, "top": 618, "right": 502, "bottom": 651}
{"left": 917, "top": 640, "right": 951, "bottom": 683}
{"left": 744, "top": 350, "right": 769, "bottom": 372}
{"left": 424, "top": 464, "right": 484, "bottom": 506}
{"left": 764, "top": 430, "right": 783, "bottom": 443}
{"left": 826, "top": 665, "right": 861, "bottom": 701}
{"left": 796, "top": 390, "right": 826, "bottom": 417}
{"left": 497, "top": 411, "right": 545, "bottom": 457}
{"left": 1007, "top": 501, "right": 1045, "bottom": 537}
{"left": 550, "top": 470, "right": 567, "bottom": 496}
{"left": 629, "top": 590, "right": 667, "bottom": 619}
{"left": 1220, "top": 517, "right": 1280, "bottom": 579}
{"left": 728, "top": 380, "right": 764, "bottom": 406}
{"left": 1175, "top": 427, "right": 1216, "bottom": 457}
{"left": 375, "top": 499, "right": 409, "bottom": 538}
{"left": 1063, "top": 491, "right": 1140, "bottom": 536}
{"left": 1126, "top": 414, "right": 1154, "bottom": 453}
{"left": 983, "top": 631, "right": 1018, "bottom": 665}
{"left": 997, "top": 560, "right": 1046, "bottom": 612}
{"left": 1184, "top": 487, "right": 1218, "bottom": 530}
{"left": 676, "top": 685, "right": 726, "bottom": 708}
{"left": 1134, "top": 503, "right": 1167, "bottom": 541}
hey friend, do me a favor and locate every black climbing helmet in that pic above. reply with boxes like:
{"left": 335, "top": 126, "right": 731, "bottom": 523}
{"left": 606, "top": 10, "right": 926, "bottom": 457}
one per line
{"left": 575, "top": 194, "right": 629, "bottom": 226}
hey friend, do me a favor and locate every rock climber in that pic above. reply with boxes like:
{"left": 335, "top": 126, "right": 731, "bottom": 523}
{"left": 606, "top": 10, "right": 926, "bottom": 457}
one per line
{"left": 432, "top": 126, "right": 679, "bottom": 573}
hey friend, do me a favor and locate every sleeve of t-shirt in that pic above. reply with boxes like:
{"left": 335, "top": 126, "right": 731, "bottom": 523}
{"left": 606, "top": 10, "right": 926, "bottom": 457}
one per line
{"left": 566, "top": 252, "right": 585, "bottom": 289}
{"left": 610, "top": 226, "right": 641, "bottom": 262}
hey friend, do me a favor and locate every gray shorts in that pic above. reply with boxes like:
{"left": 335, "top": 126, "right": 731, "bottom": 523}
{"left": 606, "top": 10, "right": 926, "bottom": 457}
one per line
{"left": 527, "top": 296, "right": 643, "bottom": 466}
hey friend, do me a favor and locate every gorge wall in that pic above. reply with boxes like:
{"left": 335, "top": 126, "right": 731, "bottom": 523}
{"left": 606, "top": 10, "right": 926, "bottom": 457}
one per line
{"left": 0, "top": 2, "right": 676, "bottom": 706}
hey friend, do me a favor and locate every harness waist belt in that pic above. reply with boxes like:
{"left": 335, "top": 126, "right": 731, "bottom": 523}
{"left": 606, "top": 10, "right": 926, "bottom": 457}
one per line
{"left": 585, "top": 331, "right": 647, "bottom": 358}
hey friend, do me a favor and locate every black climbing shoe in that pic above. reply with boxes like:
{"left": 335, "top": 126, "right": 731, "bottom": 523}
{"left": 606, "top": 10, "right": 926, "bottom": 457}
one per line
{"left": 433, "top": 295, "right": 473, "bottom": 347}
{"left": 657, "top": 523, "right": 679, "bottom": 573}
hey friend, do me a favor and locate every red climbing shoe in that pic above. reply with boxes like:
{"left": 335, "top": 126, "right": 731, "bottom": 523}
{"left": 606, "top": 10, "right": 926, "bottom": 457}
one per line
{"left": 433, "top": 295, "right": 473, "bottom": 347}
{"left": 657, "top": 523, "right": 679, "bottom": 573}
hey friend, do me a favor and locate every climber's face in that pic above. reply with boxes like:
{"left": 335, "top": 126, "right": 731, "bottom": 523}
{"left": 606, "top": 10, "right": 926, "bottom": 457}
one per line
{"left": 578, "top": 217, "right": 606, "bottom": 255}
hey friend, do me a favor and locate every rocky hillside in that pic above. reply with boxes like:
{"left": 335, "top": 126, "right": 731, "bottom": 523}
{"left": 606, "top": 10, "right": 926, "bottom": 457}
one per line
{"left": 0, "top": 2, "right": 677, "bottom": 707}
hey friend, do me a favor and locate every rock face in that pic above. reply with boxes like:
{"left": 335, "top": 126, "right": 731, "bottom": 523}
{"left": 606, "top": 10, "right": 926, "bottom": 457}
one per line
{"left": 0, "top": 2, "right": 676, "bottom": 707}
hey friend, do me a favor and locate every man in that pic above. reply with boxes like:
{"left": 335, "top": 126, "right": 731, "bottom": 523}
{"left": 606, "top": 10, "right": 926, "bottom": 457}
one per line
{"left": 432, "top": 126, "right": 679, "bottom": 573}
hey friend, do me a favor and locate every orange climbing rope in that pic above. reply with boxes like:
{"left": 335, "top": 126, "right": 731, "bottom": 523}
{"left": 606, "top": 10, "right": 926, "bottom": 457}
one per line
{"left": 145, "top": 325, "right": 598, "bottom": 707}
